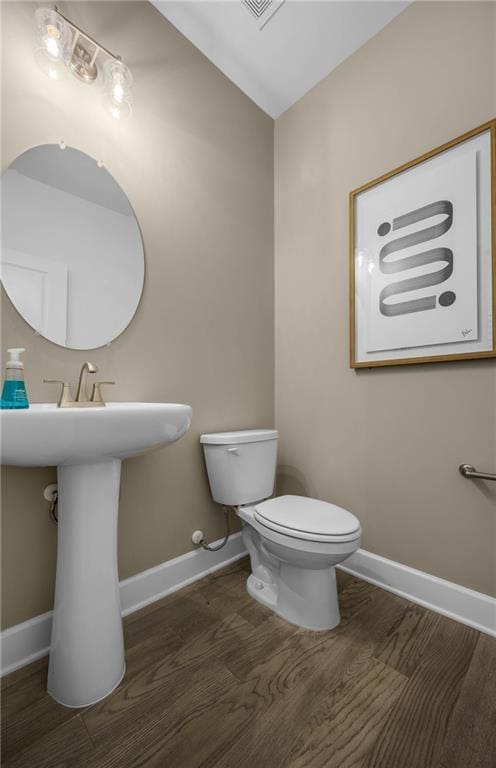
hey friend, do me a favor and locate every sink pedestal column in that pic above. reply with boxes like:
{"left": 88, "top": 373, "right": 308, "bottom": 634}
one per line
{"left": 47, "top": 459, "right": 125, "bottom": 708}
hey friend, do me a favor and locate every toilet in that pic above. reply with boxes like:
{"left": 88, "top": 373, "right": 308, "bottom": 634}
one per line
{"left": 200, "top": 429, "right": 361, "bottom": 631}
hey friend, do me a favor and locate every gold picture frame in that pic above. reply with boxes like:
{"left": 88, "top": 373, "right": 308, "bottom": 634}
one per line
{"left": 349, "top": 119, "right": 496, "bottom": 368}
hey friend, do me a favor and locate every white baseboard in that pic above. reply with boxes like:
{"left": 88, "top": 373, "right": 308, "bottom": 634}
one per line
{"left": 0, "top": 532, "right": 247, "bottom": 678}
{"left": 339, "top": 548, "right": 496, "bottom": 638}
{"left": 0, "top": 612, "right": 53, "bottom": 678}
{"left": 3, "top": 541, "right": 494, "bottom": 677}
{"left": 119, "top": 531, "right": 246, "bottom": 616}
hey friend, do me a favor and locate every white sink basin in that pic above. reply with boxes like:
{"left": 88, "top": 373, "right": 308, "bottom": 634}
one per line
{"left": 1, "top": 402, "right": 192, "bottom": 466}
{"left": 0, "top": 402, "right": 192, "bottom": 708}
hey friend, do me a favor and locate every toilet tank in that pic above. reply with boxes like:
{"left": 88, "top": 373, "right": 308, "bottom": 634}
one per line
{"left": 200, "top": 429, "right": 278, "bottom": 507}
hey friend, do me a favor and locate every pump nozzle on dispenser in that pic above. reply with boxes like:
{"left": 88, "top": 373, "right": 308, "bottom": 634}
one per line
{"left": 6, "top": 348, "right": 26, "bottom": 367}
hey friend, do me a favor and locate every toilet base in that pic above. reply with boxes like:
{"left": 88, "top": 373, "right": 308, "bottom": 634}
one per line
{"left": 247, "top": 573, "right": 278, "bottom": 610}
{"left": 240, "top": 513, "right": 358, "bottom": 632}
{"left": 277, "top": 562, "right": 340, "bottom": 631}
{"left": 246, "top": 567, "right": 340, "bottom": 632}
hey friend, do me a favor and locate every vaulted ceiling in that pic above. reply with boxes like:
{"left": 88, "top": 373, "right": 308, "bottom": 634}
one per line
{"left": 152, "top": 1, "right": 410, "bottom": 118}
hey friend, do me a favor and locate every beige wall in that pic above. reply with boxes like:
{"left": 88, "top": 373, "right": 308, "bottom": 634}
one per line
{"left": 1, "top": 1, "right": 274, "bottom": 628}
{"left": 2, "top": 0, "right": 495, "bottom": 633}
{"left": 275, "top": 1, "right": 496, "bottom": 597}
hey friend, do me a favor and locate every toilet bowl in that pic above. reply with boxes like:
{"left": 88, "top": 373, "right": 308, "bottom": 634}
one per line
{"left": 200, "top": 429, "right": 361, "bottom": 631}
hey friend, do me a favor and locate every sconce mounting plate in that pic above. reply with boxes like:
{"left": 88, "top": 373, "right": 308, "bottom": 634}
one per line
{"left": 70, "top": 42, "right": 98, "bottom": 83}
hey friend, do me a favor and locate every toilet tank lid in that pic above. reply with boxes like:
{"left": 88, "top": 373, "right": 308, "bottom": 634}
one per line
{"left": 200, "top": 429, "right": 278, "bottom": 445}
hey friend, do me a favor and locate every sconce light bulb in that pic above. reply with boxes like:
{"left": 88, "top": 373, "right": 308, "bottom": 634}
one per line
{"left": 45, "top": 35, "right": 61, "bottom": 59}
{"left": 46, "top": 24, "right": 61, "bottom": 39}
{"left": 103, "top": 59, "right": 133, "bottom": 119}
{"left": 113, "top": 82, "right": 124, "bottom": 103}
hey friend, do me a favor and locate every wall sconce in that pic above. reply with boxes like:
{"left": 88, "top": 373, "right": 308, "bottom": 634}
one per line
{"left": 34, "top": 6, "right": 133, "bottom": 119}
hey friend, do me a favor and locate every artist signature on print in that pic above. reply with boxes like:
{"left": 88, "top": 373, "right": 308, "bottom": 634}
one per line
{"left": 461, "top": 329, "right": 472, "bottom": 337}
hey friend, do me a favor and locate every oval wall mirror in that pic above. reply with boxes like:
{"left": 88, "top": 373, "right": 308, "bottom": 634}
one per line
{"left": 1, "top": 144, "right": 144, "bottom": 350}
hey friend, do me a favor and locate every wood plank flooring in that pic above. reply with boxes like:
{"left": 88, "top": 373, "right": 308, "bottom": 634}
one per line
{"left": 2, "top": 557, "right": 495, "bottom": 768}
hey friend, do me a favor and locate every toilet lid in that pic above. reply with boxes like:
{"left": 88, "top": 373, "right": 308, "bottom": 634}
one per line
{"left": 254, "top": 495, "right": 360, "bottom": 539}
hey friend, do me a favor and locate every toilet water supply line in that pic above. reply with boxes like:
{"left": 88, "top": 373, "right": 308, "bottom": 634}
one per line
{"left": 191, "top": 506, "right": 233, "bottom": 551}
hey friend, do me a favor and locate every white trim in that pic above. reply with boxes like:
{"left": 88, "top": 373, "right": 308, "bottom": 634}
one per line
{"left": 119, "top": 531, "right": 246, "bottom": 616}
{"left": 0, "top": 613, "right": 53, "bottom": 678}
{"left": 3, "top": 542, "right": 494, "bottom": 677}
{"left": 0, "top": 532, "right": 247, "bottom": 677}
{"left": 338, "top": 549, "right": 496, "bottom": 638}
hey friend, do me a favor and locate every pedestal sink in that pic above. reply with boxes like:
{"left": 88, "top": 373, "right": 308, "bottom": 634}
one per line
{"left": 1, "top": 403, "right": 192, "bottom": 707}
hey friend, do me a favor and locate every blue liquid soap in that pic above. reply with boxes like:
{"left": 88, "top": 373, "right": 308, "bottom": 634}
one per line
{"left": 1, "top": 348, "right": 29, "bottom": 409}
{"left": 1, "top": 379, "right": 29, "bottom": 409}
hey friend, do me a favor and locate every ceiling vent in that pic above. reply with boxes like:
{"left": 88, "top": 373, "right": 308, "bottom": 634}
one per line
{"left": 241, "top": 0, "right": 287, "bottom": 30}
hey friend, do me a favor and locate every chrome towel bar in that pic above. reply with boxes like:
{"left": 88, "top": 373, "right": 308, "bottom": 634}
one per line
{"left": 459, "top": 464, "right": 496, "bottom": 481}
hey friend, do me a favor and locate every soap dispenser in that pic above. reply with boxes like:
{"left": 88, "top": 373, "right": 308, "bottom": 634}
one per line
{"left": 1, "top": 348, "right": 29, "bottom": 409}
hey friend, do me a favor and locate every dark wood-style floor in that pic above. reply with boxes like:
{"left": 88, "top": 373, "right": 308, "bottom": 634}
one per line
{"left": 2, "top": 557, "right": 495, "bottom": 768}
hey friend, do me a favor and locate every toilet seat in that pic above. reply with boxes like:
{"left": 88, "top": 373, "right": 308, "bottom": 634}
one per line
{"left": 253, "top": 495, "right": 360, "bottom": 543}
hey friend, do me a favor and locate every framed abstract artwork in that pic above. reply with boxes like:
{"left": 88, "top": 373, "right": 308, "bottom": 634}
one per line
{"left": 350, "top": 120, "right": 495, "bottom": 368}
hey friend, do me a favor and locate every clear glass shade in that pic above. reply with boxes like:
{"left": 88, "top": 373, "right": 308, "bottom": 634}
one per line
{"left": 34, "top": 8, "right": 72, "bottom": 78}
{"left": 103, "top": 59, "right": 133, "bottom": 119}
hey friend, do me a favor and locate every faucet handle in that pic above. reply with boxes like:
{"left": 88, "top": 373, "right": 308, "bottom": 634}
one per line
{"left": 90, "top": 381, "right": 115, "bottom": 405}
{"left": 43, "top": 379, "right": 74, "bottom": 408}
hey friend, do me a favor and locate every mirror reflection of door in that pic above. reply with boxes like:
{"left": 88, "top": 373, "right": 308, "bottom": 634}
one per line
{"left": 1, "top": 145, "right": 145, "bottom": 350}
{"left": 1, "top": 249, "right": 68, "bottom": 347}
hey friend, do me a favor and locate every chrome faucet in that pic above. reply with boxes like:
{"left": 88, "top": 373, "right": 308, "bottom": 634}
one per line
{"left": 44, "top": 362, "right": 115, "bottom": 408}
